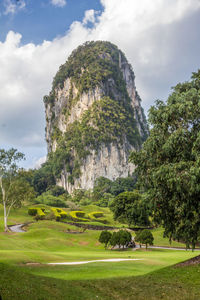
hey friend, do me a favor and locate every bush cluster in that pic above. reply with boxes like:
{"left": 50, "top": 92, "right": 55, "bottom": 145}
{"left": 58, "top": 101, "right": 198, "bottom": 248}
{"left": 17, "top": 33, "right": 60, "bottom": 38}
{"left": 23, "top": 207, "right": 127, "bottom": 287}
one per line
{"left": 51, "top": 207, "right": 68, "bottom": 221}
{"left": 28, "top": 207, "right": 46, "bottom": 220}
{"left": 34, "top": 193, "right": 67, "bottom": 208}
{"left": 28, "top": 205, "right": 107, "bottom": 224}
{"left": 69, "top": 211, "right": 89, "bottom": 222}
{"left": 99, "top": 229, "right": 132, "bottom": 249}
{"left": 88, "top": 212, "right": 104, "bottom": 218}
{"left": 88, "top": 211, "right": 107, "bottom": 224}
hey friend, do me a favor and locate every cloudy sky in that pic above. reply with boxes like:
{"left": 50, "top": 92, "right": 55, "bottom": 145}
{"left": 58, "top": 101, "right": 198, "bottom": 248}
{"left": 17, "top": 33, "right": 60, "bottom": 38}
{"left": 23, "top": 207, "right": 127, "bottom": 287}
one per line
{"left": 0, "top": 0, "right": 200, "bottom": 169}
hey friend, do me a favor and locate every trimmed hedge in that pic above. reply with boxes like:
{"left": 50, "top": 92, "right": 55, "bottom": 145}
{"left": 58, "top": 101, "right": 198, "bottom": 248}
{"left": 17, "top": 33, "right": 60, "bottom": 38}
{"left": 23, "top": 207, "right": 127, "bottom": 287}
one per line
{"left": 28, "top": 208, "right": 38, "bottom": 216}
{"left": 28, "top": 207, "right": 46, "bottom": 220}
{"left": 88, "top": 212, "right": 104, "bottom": 219}
{"left": 88, "top": 211, "right": 107, "bottom": 224}
{"left": 51, "top": 207, "right": 68, "bottom": 221}
{"left": 69, "top": 211, "right": 89, "bottom": 222}
{"left": 28, "top": 207, "right": 108, "bottom": 224}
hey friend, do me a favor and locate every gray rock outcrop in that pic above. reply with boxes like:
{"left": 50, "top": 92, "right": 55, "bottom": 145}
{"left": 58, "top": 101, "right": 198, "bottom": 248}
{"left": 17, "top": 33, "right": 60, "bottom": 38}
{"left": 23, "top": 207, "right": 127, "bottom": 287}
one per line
{"left": 44, "top": 41, "right": 148, "bottom": 193}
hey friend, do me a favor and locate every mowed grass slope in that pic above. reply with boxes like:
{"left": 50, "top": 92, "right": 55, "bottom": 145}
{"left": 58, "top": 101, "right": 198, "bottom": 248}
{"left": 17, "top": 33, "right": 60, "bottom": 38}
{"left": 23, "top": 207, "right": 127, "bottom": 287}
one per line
{"left": 0, "top": 204, "right": 200, "bottom": 299}
{"left": 1, "top": 261, "right": 200, "bottom": 300}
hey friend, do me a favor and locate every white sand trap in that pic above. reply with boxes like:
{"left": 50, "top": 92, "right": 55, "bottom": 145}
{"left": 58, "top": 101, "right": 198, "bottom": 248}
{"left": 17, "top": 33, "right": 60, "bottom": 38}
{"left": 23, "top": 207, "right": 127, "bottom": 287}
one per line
{"left": 48, "top": 258, "right": 142, "bottom": 265}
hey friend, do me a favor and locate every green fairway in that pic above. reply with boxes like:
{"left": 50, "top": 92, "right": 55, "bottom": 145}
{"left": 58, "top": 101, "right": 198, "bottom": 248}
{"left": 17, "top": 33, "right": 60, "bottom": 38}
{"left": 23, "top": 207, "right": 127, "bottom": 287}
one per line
{"left": 0, "top": 205, "right": 200, "bottom": 299}
{"left": 23, "top": 249, "right": 199, "bottom": 281}
{"left": 1, "top": 260, "right": 200, "bottom": 300}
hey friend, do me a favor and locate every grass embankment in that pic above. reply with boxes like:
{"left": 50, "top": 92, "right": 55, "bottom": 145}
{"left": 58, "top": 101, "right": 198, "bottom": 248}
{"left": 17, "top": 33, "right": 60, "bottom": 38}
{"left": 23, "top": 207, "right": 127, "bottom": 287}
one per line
{"left": 0, "top": 261, "right": 200, "bottom": 300}
{"left": 0, "top": 205, "right": 200, "bottom": 299}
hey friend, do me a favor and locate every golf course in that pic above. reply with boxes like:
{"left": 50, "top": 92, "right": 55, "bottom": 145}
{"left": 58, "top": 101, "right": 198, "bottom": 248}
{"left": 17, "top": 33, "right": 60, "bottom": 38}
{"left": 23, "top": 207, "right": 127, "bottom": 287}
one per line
{"left": 0, "top": 204, "right": 200, "bottom": 300}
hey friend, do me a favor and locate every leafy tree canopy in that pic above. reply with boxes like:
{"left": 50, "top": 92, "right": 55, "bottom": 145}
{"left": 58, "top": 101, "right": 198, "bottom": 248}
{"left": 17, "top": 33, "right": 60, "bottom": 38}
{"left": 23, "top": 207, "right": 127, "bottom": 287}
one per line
{"left": 110, "top": 176, "right": 137, "bottom": 196}
{"left": 32, "top": 162, "right": 56, "bottom": 195}
{"left": 135, "top": 229, "right": 154, "bottom": 249}
{"left": 110, "top": 230, "right": 132, "bottom": 249}
{"left": 93, "top": 175, "right": 137, "bottom": 202}
{"left": 99, "top": 230, "right": 112, "bottom": 249}
{"left": 130, "top": 70, "right": 200, "bottom": 249}
{"left": 110, "top": 191, "right": 151, "bottom": 226}
{"left": 0, "top": 149, "right": 34, "bottom": 231}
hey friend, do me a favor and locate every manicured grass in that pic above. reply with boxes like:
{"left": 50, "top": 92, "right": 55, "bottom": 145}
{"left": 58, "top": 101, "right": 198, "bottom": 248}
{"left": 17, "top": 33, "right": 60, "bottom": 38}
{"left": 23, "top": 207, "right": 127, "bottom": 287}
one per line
{"left": 24, "top": 249, "right": 199, "bottom": 281}
{"left": 151, "top": 227, "right": 186, "bottom": 247}
{"left": 1, "top": 204, "right": 200, "bottom": 299}
{"left": 79, "top": 205, "right": 127, "bottom": 227}
{"left": 1, "top": 261, "right": 200, "bottom": 299}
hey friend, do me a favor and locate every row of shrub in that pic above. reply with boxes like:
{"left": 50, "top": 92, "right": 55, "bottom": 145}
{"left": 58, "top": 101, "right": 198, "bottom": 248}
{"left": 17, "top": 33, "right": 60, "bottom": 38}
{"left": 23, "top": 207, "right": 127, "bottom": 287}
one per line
{"left": 69, "top": 211, "right": 89, "bottom": 222}
{"left": 28, "top": 207, "right": 46, "bottom": 220}
{"left": 51, "top": 207, "right": 68, "bottom": 221}
{"left": 88, "top": 211, "right": 107, "bottom": 224}
{"left": 28, "top": 207, "right": 106, "bottom": 223}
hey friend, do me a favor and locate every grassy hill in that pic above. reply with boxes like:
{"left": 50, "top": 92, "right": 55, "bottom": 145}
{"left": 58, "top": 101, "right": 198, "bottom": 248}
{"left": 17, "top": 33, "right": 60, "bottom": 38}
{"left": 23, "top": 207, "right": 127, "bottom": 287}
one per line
{"left": 0, "top": 204, "right": 200, "bottom": 299}
{"left": 1, "top": 259, "right": 200, "bottom": 300}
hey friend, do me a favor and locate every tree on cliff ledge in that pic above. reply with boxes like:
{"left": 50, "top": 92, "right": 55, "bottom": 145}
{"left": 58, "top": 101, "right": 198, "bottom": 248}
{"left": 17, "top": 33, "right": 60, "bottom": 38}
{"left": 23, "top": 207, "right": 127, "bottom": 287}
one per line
{"left": 130, "top": 70, "right": 200, "bottom": 249}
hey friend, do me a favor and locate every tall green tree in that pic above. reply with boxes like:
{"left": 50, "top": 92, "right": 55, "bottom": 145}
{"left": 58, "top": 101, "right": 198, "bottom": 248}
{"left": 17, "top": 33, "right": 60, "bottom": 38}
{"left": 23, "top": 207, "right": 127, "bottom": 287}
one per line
{"left": 110, "top": 191, "right": 151, "bottom": 226}
{"left": 109, "top": 230, "right": 132, "bottom": 249}
{"left": 110, "top": 176, "right": 137, "bottom": 196}
{"left": 99, "top": 230, "right": 112, "bottom": 249}
{"left": 135, "top": 229, "right": 154, "bottom": 250}
{"left": 130, "top": 70, "right": 200, "bottom": 249}
{"left": 32, "top": 162, "right": 55, "bottom": 195}
{"left": 0, "top": 149, "right": 25, "bottom": 231}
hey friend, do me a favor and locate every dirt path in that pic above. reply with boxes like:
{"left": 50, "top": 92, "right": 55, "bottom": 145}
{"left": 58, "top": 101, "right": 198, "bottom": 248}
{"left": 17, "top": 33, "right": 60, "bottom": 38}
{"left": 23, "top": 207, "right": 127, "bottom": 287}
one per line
{"left": 135, "top": 245, "right": 200, "bottom": 251}
{"left": 9, "top": 224, "right": 25, "bottom": 233}
{"left": 48, "top": 258, "right": 143, "bottom": 265}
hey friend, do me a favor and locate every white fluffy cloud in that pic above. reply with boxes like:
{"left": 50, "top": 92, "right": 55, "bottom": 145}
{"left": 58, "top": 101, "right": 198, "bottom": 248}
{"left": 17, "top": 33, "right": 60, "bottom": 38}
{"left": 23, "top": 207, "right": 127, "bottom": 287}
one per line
{"left": 83, "top": 9, "right": 96, "bottom": 25}
{"left": 3, "top": 0, "right": 26, "bottom": 15}
{"left": 51, "top": 0, "right": 66, "bottom": 8}
{"left": 34, "top": 156, "right": 47, "bottom": 169}
{"left": 1, "top": 0, "right": 200, "bottom": 167}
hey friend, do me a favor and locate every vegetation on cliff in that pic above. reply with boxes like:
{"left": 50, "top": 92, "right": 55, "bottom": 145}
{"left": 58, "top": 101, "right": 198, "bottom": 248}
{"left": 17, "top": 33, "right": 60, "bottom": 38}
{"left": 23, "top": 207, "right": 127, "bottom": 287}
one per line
{"left": 44, "top": 41, "right": 147, "bottom": 185}
{"left": 51, "top": 41, "right": 129, "bottom": 94}
{"left": 48, "top": 96, "right": 141, "bottom": 183}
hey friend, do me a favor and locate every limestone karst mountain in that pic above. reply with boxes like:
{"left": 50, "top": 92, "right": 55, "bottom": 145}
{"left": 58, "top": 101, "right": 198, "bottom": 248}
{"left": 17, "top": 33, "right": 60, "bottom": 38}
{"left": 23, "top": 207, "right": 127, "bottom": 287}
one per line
{"left": 44, "top": 41, "right": 148, "bottom": 193}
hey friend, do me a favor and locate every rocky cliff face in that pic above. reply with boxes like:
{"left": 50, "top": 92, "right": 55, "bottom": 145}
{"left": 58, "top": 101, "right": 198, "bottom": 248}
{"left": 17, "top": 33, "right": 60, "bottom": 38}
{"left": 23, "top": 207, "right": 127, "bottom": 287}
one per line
{"left": 44, "top": 41, "right": 148, "bottom": 193}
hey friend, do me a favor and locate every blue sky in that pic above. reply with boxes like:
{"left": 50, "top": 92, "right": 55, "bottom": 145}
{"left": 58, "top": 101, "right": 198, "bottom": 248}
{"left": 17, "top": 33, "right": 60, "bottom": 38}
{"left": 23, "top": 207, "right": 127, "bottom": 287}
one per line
{"left": 0, "top": 0, "right": 200, "bottom": 169}
{"left": 0, "top": 0, "right": 103, "bottom": 44}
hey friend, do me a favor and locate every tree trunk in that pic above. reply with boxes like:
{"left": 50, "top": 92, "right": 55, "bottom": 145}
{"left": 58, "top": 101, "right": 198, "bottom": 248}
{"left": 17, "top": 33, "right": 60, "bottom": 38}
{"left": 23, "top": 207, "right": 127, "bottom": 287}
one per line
{"left": 3, "top": 203, "right": 9, "bottom": 232}
{"left": 146, "top": 243, "right": 147, "bottom": 250}
{"left": 0, "top": 176, "right": 9, "bottom": 232}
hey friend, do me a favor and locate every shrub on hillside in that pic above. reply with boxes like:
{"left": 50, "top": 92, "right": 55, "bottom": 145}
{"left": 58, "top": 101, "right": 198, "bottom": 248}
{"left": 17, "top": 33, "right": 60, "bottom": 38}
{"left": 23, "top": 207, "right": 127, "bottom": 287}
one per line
{"left": 88, "top": 212, "right": 104, "bottom": 218}
{"left": 28, "top": 207, "right": 46, "bottom": 220}
{"left": 47, "top": 185, "right": 67, "bottom": 197}
{"left": 51, "top": 207, "right": 68, "bottom": 221}
{"left": 65, "top": 200, "right": 79, "bottom": 211}
{"left": 88, "top": 211, "right": 107, "bottom": 224}
{"left": 34, "top": 193, "right": 67, "bottom": 207}
{"left": 69, "top": 211, "right": 89, "bottom": 222}
{"left": 28, "top": 207, "right": 38, "bottom": 216}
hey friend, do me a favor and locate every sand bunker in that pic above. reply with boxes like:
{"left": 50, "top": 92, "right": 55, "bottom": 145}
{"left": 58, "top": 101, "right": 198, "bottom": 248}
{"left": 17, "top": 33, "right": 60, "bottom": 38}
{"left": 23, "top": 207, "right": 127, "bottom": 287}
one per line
{"left": 48, "top": 258, "right": 142, "bottom": 265}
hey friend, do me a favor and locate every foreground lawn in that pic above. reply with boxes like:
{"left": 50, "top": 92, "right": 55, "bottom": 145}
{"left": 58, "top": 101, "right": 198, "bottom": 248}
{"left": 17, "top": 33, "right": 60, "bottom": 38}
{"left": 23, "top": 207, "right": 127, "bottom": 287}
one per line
{"left": 151, "top": 227, "right": 186, "bottom": 247}
{"left": 23, "top": 249, "right": 199, "bottom": 281}
{"left": 0, "top": 204, "right": 200, "bottom": 299}
{"left": 0, "top": 261, "right": 200, "bottom": 300}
